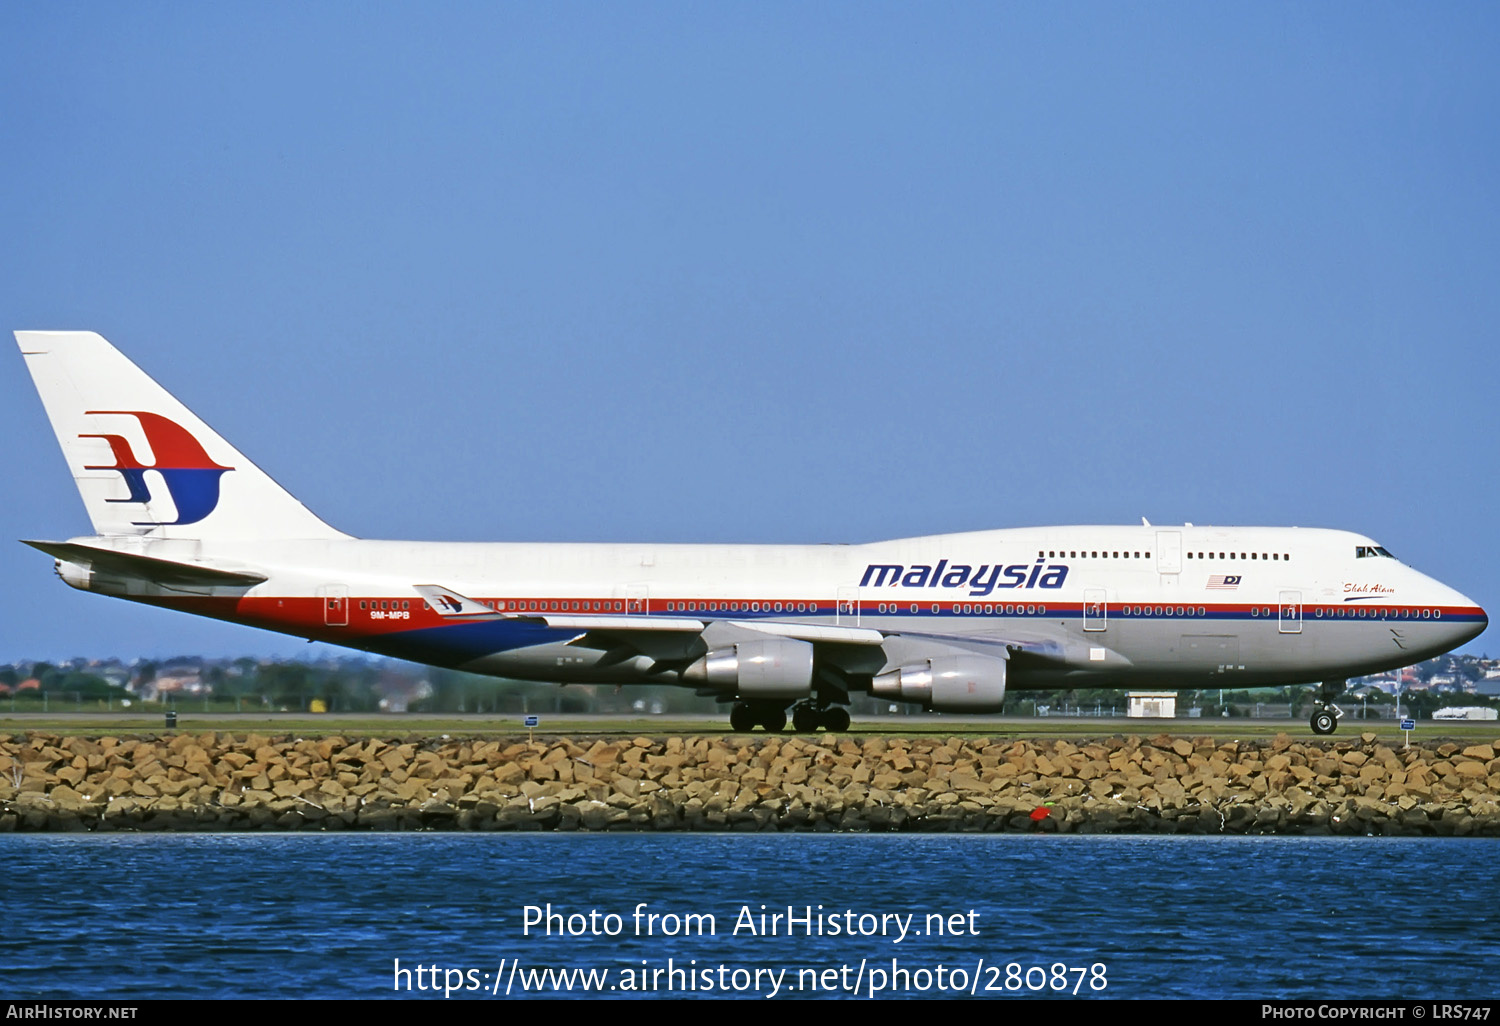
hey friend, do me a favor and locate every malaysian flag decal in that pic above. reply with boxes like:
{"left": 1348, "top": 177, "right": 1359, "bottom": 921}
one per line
{"left": 1207, "top": 575, "right": 1242, "bottom": 590}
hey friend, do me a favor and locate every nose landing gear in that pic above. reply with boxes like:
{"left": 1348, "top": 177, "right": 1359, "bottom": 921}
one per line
{"left": 1309, "top": 679, "right": 1347, "bottom": 735}
{"left": 1310, "top": 706, "right": 1340, "bottom": 735}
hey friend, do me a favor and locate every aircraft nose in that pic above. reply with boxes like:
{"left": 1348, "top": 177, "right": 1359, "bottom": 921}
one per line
{"left": 1442, "top": 586, "right": 1487, "bottom": 648}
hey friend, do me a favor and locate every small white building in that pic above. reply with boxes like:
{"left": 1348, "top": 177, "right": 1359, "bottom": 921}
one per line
{"left": 1128, "top": 692, "right": 1177, "bottom": 718}
{"left": 1432, "top": 707, "right": 1498, "bottom": 721}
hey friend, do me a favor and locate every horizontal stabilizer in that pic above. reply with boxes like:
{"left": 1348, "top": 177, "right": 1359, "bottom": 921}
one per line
{"left": 23, "top": 540, "right": 268, "bottom": 588}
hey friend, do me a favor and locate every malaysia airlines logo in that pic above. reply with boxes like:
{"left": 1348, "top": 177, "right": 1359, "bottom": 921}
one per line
{"left": 80, "top": 411, "right": 232, "bottom": 525}
{"left": 861, "top": 557, "right": 1069, "bottom": 596}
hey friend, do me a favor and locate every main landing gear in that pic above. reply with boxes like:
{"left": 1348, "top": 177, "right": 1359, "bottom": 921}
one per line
{"left": 729, "top": 700, "right": 850, "bottom": 733}
{"left": 729, "top": 700, "right": 785, "bottom": 733}
{"left": 1309, "top": 679, "right": 1347, "bottom": 736}
{"left": 791, "top": 702, "right": 850, "bottom": 734}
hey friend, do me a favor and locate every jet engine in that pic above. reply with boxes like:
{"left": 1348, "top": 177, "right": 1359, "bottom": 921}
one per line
{"left": 682, "top": 638, "right": 815, "bottom": 699}
{"left": 871, "top": 654, "right": 1007, "bottom": 713}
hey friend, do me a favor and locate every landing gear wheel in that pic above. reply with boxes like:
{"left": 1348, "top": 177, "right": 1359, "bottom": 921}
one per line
{"left": 791, "top": 705, "right": 820, "bottom": 733}
{"left": 729, "top": 703, "right": 756, "bottom": 732}
{"left": 760, "top": 707, "right": 787, "bottom": 733}
{"left": 822, "top": 707, "right": 851, "bottom": 733}
{"left": 1310, "top": 708, "right": 1337, "bottom": 735}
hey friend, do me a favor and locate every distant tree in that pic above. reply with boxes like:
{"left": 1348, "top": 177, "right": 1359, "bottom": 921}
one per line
{"left": 56, "top": 672, "right": 114, "bottom": 697}
{"left": 1405, "top": 690, "right": 1442, "bottom": 719}
{"left": 259, "top": 662, "right": 312, "bottom": 710}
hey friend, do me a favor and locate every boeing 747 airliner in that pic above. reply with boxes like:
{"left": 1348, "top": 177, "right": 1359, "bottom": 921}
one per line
{"left": 16, "top": 331, "right": 1488, "bottom": 733}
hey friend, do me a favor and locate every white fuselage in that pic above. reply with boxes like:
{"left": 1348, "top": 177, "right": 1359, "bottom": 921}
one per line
{"left": 69, "top": 523, "right": 1486, "bottom": 694}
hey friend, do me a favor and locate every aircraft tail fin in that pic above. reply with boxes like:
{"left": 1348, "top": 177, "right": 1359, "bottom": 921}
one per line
{"left": 16, "top": 331, "right": 349, "bottom": 541}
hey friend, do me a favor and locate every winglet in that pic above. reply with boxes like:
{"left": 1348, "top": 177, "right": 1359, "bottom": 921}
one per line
{"left": 412, "top": 585, "right": 498, "bottom": 618}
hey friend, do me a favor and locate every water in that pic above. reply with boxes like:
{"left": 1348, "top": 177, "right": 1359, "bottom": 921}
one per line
{"left": 2, "top": 834, "right": 1494, "bottom": 999}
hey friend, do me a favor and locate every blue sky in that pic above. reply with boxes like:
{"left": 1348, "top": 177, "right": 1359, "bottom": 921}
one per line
{"left": 2, "top": 4, "right": 1496, "bottom": 662}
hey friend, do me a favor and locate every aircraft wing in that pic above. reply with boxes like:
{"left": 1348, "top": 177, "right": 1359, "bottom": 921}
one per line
{"left": 519, "top": 614, "right": 884, "bottom": 647}
{"left": 508, "top": 613, "right": 709, "bottom": 633}
{"left": 408, "top": 585, "right": 1076, "bottom": 679}
{"left": 414, "top": 586, "right": 885, "bottom": 644}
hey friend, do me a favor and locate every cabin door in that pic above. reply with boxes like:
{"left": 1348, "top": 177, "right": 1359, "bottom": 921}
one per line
{"left": 836, "top": 585, "right": 860, "bottom": 626}
{"left": 618, "top": 585, "right": 649, "bottom": 615}
{"left": 319, "top": 585, "right": 348, "bottom": 627}
{"left": 1156, "top": 531, "right": 1182, "bottom": 578}
{"left": 1278, "top": 591, "right": 1302, "bottom": 634}
{"left": 1084, "top": 588, "right": 1108, "bottom": 632}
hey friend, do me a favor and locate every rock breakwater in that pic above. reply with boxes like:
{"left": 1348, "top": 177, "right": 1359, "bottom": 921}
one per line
{"left": 3, "top": 730, "right": 1498, "bottom": 835}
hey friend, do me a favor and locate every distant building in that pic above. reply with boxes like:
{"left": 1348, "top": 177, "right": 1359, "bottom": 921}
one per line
{"left": 1128, "top": 692, "right": 1176, "bottom": 718}
{"left": 98, "top": 666, "right": 130, "bottom": 689}
{"left": 374, "top": 668, "right": 432, "bottom": 713}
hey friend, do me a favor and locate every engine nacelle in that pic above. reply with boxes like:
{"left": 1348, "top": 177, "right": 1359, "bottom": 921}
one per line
{"left": 871, "top": 654, "right": 1007, "bottom": 713}
{"left": 683, "top": 638, "right": 815, "bottom": 699}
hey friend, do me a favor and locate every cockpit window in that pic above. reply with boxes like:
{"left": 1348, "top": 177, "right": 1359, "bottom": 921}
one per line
{"left": 1355, "top": 545, "right": 1396, "bottom": 559}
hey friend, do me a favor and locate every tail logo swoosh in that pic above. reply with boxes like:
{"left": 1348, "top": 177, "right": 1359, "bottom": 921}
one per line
{"left": 80, "top": 411, "right": 232, "bottom": 525}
